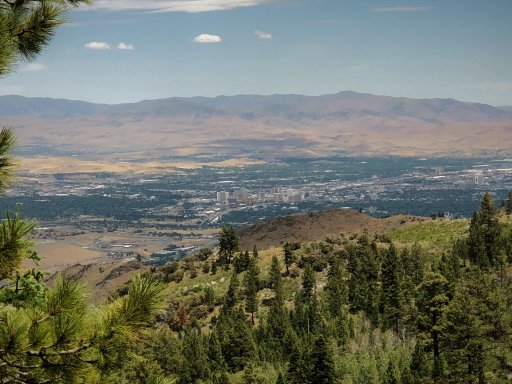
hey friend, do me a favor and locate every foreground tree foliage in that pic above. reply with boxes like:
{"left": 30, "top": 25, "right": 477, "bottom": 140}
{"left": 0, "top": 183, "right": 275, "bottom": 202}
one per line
{"left": 0, "top": 275, "right": 169, "bottom": 383}
{"left": 0, "top": 0, "right": 91, "bottom": 75}
{"left": 0, "top": 3, "right": 174, "bottom": 382}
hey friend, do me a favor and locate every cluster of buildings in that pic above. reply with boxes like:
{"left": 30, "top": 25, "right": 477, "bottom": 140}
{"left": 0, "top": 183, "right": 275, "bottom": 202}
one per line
{"left": 216, "top": 187, "right": 313, "bottom": 206}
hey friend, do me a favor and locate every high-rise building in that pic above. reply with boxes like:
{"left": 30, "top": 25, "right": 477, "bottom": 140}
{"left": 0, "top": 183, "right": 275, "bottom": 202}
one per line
{"left": 233, "top": 188, "right": 249, "bottom": 203}
{"left": 216, "top": 191, "right": 229, "bottom": 205}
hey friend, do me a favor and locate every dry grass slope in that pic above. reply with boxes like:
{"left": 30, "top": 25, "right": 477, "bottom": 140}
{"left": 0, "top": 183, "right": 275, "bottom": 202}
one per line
{"left": 239, "top": 208, "right": 431, "bottom": 250}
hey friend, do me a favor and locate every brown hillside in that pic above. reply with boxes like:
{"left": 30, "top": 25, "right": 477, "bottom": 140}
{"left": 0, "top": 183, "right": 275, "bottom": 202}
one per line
{"left": 239, "top": 208, "right": 431, "bottom": 250}
{"left": 49, "top": 260, "right": 149, "bottom": 304}
{"left": 3, "top": 92, "right": 512, "bottom": 159}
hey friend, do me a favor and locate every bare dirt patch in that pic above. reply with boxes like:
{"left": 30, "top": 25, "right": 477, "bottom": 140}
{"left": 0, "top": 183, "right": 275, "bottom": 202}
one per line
{"left": 33, "top": 241, "right": 103, "bottom": 272}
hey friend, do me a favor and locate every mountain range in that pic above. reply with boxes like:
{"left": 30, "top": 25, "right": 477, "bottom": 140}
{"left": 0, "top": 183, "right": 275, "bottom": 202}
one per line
{"left": 1, "top": 91, "right": 511, "bottom": 159}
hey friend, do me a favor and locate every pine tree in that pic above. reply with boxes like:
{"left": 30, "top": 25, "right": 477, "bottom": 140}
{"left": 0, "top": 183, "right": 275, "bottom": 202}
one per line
{"left": 275, "top": 372, "right": 286, "bottom": 384}
{"left": 223, "top": 271, "right": 240, "bottom": 311}
{"left": 204, "top": 285, "right": 216, "bottom": 310}
{"left": 467, "top": 212, "right": 487, "bottom": 267}
{"left": 233, "top": 252, "right": 243, "bottom": 273}
{"left": 181, "top": 327, "right": 210, "bottom": 383}
{"left": 286, "top": 338, "right": 313, "bottom": 384}
{"left": 242, "top": 250, "right": 251, "bottom": 270}
{"left": 212, "top": 371, "right": 230, "bottom": 384}
{"left": 505, "top": 190, "right": 512, "bottom": 215}
{"left": 301, "top": 263, "right": 316, "bottom": 300}
{"left": 292, "top": 264, "right": 321, "bottom": 335}
{"left": 243, "top": 362, "right": 264, "bottom": 384}
{"left": 234, "top": 250, "right": 251, "bottom": 273}
{"left": 438, "top": 250, "right": 461, "bottom": 296}
{"left": 214, "top": 308, "right": 259, "bottom": 371}
{"left": 410, "top": 243, "right": 426, "bottom": 286}
{"left": 409, "top": 342, "right": 429, "bottom": 384}
{"left": 380, "top": 243, "right": 403, "bottom": 333}
{"left": 269, "top": 255, "right": 283, "bottom": 300}
{"left": 208, "top": 332, "right": 227, "bottom": 374}
{"left": 0, "top": 210, "right": 37, "bottom": 281}
{"left": 467, "top": 193, "right": 502, "bottom": 268}
{"left": 244, "top": 257, "right": 260, "bottom": 324}
{"left": 263, "top": 290, "right": 296, "bottom": 361}
{"left": 385, "top": 359, "right": 401, "bottom": 384}
{"left": 417, "top": 272, "right": 450, "bottom": 378}
{"left": 263, "top": 256, "right": 297, "bottom": 361}
{"left": 441, "top": 268, "right": 511, "bottom": 383}
{"left": 211, "top": 261, "right": 218, "bottom": 274}
{"left": 325, "top": 258, "right": 347, "bottom": 319}
{"left": 400, "top": 244, "right": 426, "bottom": 332}
{"left": 0, "top": 0, "right": 88, "bottom": 289}
{"left": 283, "top": 242, "right": 295, "bottom": 274}
{"left": 0, "top": 128, "right": 16, "bottom": 195}
{"left": 309, "top": 335, "right": 335, "bottom": 384}
{"left": 347, "top": 237, "right": 380, "bottom": 324}
{"left": 218, "top": 225, "right": 240, "bottom": 266}
{"left": 325, "top": 258, "right": 351, "bottom": 344}
{"left": 253, "top": 244, "right": 259, "bottom": 259}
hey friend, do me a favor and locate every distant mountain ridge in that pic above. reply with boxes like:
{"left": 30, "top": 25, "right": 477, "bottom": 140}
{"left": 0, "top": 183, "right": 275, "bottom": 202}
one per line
{"left": 1, "top": 91, "right": 511, "bottom": 158}
{"left": 1, "top": 91, "right": 510, "bottom": 121}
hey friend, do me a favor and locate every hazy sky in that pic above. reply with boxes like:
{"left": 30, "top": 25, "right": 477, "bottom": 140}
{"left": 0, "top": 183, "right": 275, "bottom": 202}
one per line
{"left": 1, "top": 0, "right": 511, "bottom": 105}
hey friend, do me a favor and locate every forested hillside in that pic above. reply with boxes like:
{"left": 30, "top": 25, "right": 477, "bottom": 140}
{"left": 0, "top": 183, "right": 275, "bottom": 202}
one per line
{"left": 2, "top": 183, "right": 512, "bottom": 382}
{"left": 101, "top": 192, "right": 512, "bottom": 384}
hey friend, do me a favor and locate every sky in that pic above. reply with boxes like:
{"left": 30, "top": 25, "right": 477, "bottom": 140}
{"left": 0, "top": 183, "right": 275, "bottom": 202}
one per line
{"left": 1, "top": 0, "right": 512, "bottom": 106}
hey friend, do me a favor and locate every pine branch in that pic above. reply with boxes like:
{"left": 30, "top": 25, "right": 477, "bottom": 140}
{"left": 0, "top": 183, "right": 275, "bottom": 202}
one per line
{"left": 27, "top": 341, "right": 93, "bottom": 357}
{"left": 0, "top": 0, "right": 91, "bottom": 75}
{"left": 0, "top": 127, "right": 16, "bottom": 193}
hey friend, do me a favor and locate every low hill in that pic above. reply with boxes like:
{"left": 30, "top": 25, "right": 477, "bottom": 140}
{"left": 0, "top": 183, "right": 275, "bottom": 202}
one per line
{"left": 239, "top": 208, "right": 431, "bottom": 250}
{"left": 53, "top": 209, "right": 471, "bottom": 304}
{"left": 51, "top": 209, "right": 431, "bottom": 301}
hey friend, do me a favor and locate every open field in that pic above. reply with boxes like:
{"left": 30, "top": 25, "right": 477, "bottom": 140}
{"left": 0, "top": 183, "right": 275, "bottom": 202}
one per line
{"left": 30, "top": 224, "right": 218, "bottom": 274}
{"left": 386, "top": 219, "right": 470, "bottom": 252}
{"left": 18, "top": 156, "right": 264, "bottom": 174}
{"left": 33, "top": 236, "right": 103, "bottom": 272}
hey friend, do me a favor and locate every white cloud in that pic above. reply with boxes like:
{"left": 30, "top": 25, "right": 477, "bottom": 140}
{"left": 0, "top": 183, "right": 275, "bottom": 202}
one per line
{"left": 370, "top": 7, "right": 431, "bottom": 13}
{"left": 20, "top": 63, "right": 46, "bottom": 72}
{"left": 85, "top": 41, "right": 111, "bottom": 50}
{"left": 117, "top": 42, "right": 135, "bottom": 50}
{"left": 91, "top": 0, "right": 273, "bottom": 13}
{"left": 254, "top": 30, "right": 272, "bottom": 40}
{"left": 193, "top": 34, "right": 222, "bottom": 43}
